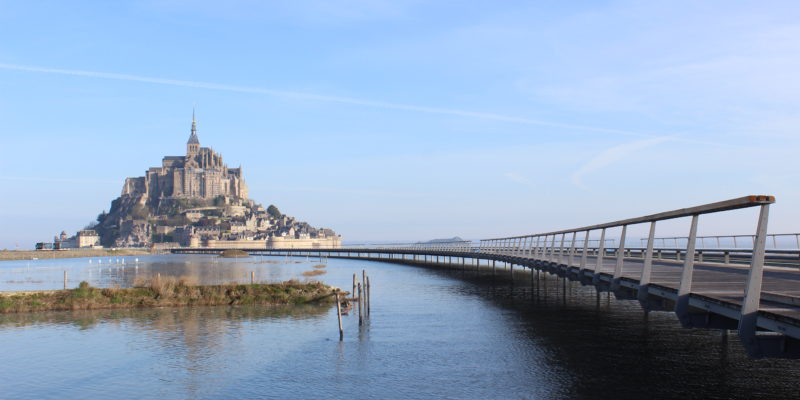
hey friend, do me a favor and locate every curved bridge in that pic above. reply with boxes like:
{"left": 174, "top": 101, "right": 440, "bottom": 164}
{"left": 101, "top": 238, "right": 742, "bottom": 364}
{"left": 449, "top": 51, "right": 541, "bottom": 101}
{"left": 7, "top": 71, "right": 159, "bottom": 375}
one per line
{"left": 172, "top": 195, "right": 800, "bottom": 358}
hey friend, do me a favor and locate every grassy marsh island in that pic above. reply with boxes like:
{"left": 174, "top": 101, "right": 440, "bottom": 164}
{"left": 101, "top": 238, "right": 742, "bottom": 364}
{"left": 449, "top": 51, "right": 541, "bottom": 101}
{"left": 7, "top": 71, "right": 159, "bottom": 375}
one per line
{"left": 0, "top": 277, "right": 337, "bottom": 313}
{"left": 0, "top": 248, "right": 151, "bottom": 261}
{"left": 219, "top": 249, "right": 250, "bottom": 258}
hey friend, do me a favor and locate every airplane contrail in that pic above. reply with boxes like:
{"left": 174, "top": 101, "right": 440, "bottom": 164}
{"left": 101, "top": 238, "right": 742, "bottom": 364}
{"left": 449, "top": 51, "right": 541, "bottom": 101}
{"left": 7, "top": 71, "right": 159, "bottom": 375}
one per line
{"left": 0, "top": 62, "right": 657, "bottom": 138}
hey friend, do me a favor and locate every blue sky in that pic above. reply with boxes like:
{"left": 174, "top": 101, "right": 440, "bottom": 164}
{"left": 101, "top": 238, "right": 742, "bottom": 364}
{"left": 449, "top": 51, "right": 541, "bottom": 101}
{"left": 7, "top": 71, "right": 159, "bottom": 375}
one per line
{"left": 1, "top": 1, "right": 799, "bottom": 249}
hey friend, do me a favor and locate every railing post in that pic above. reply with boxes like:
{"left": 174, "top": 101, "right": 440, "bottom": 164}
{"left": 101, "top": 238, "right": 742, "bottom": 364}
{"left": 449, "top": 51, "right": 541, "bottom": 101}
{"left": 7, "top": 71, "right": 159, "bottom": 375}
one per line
{"left": 738, "top": 204, "right": 770, "bottom": 346}
{"left": 526, "top": 236, "right": 532, "bottom": 257}
{"left": 580, "top": 231, "right": 589, "bottom": 270}
{"left": 568, "top": 231, "right": 577, "bottom": 267}
{"left": 539, "top": 235, "right": 547, "bottom": 259}
{"left": 675, "top": 215, "right": 699, "bottom": 320}
{"left": 637, "top": 221, "right": 657, "bottom": 303}
{"left": 549, "top": 235, "right": 557, "bottom": 262}
{"left": 540, "top": 235, "right": 547, "bottom": 259}
{"left": 595, "top": 228, "right": 606, "bottom": 272}
{"left": 558, "top": 233, "right": 566, "bottom": 265}
{"left": 611, "top": 224, "right": 627, "bottom": 290}
{"left": 526, "top": 236, "right": 533, "bottom": 257}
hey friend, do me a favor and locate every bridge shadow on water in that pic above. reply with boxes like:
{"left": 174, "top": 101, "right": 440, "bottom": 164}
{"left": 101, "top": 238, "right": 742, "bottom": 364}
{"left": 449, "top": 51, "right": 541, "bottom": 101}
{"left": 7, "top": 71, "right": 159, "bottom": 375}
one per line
{"left": 403, "top": 261, "right": 800, "bottom": 400}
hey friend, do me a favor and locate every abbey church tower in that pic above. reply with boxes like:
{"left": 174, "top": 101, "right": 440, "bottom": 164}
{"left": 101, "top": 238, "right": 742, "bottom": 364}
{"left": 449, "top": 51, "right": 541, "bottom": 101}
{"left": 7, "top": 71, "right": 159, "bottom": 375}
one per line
{"left": 122, "top": 111, "right": 248, "bottom": 202}
{"left": 187, "top": 109, "right": 200, "bottom": 157}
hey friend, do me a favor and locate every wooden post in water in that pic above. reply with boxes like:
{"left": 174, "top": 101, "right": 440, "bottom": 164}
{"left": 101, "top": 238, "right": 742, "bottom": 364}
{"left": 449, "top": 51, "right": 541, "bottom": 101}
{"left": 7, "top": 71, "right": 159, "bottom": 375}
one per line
{"left": 366, "top": 276, "right": 371, "bottom": 317}
{"left": 335, "top": 292, "right": 343, "bottom": 341}
{"left": 251, "top": 271, "right": 255, "bottom": 284}
{"left": 63, "top": 270, "right": 67, "bottom": 290}
{"left": 362, "top": 269, "right": 368, "bottom": 317}
{"left": 357, "top": 282, "right": 363, "bottom": 326}
{"left": 352, "top": 273, "right": 356, "bottom": 297}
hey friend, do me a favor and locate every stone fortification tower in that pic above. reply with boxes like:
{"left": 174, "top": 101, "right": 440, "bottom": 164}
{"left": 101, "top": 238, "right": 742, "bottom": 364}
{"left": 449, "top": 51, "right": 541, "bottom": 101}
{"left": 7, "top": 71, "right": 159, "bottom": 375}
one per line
{"left": 120, "top": 111, "right": 248, "bottom": 202}
{"left": 187, "top": 109, "right": 200, "bottom": 157}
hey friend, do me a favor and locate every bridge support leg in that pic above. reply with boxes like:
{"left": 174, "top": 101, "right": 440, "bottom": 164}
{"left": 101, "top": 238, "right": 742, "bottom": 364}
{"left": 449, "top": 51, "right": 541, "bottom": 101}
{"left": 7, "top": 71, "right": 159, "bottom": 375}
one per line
{"left": 637, "top": 222, "right": 657, "bottom": 306}
{"left": 675, "top": 215, "right": 699, "bottom": 323}
{"left": 611, "top": 225, "right": 627, "bottom": 291}
{"left": 738, "top": 204, "right": 770, "bottom": 348}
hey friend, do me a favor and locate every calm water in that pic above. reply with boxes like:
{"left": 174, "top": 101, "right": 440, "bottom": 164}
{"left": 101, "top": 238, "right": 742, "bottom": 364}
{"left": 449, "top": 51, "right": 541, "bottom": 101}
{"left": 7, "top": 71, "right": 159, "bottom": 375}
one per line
{"left": 1, "top": 255, "right": 799, "bottom": 399}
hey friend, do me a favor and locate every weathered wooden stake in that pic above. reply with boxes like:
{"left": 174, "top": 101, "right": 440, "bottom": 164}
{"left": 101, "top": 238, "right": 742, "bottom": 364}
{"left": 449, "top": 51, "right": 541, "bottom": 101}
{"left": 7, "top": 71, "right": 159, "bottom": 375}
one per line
{"left": 366, "top": 276, "right": 371, "bottom": 317}
{"left": 335, "top": 292, "right": 343, "bottom": 341}
{"left": 357, "top": 282, "right": 363, "bottom": 326}
{"left": 251, "top": 271, "right": 255, "bottom": 284}
{"left": 362, "top": 269, "right": 368, "bottom": 317}
{"left": 352, "top": 273, "right": 356, "bottom": 297}
{"left": 63, "top": 270, "right": 67, "bottom": 290}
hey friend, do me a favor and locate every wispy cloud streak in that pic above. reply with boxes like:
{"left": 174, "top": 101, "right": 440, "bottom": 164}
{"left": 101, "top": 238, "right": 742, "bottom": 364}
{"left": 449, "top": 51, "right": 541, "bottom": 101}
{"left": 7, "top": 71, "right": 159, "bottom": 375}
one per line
{"left": 503, "top": 172, "right": 531, "bottom": 185}
{"left": 0, "top": 176, "right": 118, "bottom": 184}
{"left": 270, "top": 185, "right": 431, "bottom": 198}
{"left": 0, "top": 62, "right": 655, "bottom": 138}
{"left": 570, "top": 136, "right": 674, "bottom": 189}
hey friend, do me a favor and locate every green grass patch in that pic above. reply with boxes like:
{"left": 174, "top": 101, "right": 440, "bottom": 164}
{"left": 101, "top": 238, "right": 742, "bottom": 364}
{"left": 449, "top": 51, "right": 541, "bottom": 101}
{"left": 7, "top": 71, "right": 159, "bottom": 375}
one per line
{"left": 0, "top": 278, "right": 336, "bottom": 314}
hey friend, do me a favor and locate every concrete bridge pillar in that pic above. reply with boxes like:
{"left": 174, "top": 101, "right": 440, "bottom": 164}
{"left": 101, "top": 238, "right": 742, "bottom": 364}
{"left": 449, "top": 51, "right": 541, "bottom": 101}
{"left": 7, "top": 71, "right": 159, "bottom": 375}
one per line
{"left": 675, "top": 214, "right": 699, "bottom": 322}
{"left": 637, "top": 221, "right": 657, "bottom": 305}
{"left": 738, "top": 204, "right": 770, "bottom": 348}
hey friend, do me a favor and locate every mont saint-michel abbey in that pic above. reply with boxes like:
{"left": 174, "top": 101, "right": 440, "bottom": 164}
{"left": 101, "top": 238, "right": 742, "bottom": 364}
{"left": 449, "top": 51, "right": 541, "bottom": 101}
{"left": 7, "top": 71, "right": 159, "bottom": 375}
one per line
{"left": 122, "top": 113, "right": 248, "bottom": 201}
{"left": 54, "top": 113, "right": 342, "bottom": 250}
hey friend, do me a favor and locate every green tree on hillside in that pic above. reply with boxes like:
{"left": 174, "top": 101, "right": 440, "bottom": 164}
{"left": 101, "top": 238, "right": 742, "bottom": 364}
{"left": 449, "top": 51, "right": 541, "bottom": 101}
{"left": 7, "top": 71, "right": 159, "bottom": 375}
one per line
{"left": 267, "top": 205, "right": 282, "bottom": 219}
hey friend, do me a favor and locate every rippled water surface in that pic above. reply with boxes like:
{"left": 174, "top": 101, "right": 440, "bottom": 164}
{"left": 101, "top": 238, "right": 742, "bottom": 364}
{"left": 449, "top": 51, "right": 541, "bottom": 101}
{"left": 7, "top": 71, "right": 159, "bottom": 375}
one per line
{"left": 1, "top": 255, "right": 799, "bottom": 399}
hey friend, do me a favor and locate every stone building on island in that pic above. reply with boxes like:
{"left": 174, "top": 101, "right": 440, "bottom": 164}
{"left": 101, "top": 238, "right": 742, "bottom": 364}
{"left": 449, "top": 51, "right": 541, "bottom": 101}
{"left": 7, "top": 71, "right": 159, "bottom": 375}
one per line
{"left": 122, "top": 110, "right": 248, "bottom": 201}
{"left": 68, "top": 112, "right": 341, "bottom": 250}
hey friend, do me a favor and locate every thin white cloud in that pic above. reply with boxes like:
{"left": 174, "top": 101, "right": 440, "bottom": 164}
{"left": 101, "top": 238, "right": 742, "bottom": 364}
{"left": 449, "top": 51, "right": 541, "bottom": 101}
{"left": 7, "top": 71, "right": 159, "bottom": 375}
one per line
{"left": 270, "top": 186, "right": 430, "bottom": 198}
{"left": 0, "top": 62, "right": 657, "bottom": 138}
{"left": 0, "top": 176, "right": 118, "bottom": 184}
{"left": 570, "top": 136, "right": 674, "bottom": 189}
{"left": 503, "top": 172, "right": 530, "bottom": 185}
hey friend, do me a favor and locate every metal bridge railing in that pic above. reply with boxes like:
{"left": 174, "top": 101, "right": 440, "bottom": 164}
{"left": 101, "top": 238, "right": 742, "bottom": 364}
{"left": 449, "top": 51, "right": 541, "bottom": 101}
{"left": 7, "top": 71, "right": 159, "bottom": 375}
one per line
{"left": 477, "top": 195, "right": 776, "bottom": 344}
{"left": 641, "top": 233, "right": 800, "bottom": 250}
{"left": 343, "top": 240, "right": 475, "bottom": 252}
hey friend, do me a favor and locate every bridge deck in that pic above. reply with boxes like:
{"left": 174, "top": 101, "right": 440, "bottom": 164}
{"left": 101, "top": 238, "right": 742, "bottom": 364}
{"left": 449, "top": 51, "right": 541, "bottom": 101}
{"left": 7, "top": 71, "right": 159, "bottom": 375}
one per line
{"left": 574, "top": 255, "right": 800, "bottom": 320}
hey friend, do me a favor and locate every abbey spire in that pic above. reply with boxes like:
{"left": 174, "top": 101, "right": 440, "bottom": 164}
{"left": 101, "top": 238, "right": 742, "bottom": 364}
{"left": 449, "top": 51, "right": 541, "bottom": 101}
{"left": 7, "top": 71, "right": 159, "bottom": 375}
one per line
{"left": 187, "top": 108, "right": 200, "bottom": 156}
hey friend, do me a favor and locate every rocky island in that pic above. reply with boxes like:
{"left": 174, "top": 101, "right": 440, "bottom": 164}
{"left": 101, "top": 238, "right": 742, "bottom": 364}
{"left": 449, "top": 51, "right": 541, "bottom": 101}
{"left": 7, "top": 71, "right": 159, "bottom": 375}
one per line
{"left": 43, "top": 113, "right": 341, "bottom": 250}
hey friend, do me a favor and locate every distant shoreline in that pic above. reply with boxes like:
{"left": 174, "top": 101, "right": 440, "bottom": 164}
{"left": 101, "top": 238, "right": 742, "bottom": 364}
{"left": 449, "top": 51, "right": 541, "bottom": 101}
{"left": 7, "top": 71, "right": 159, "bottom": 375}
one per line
{"left": 0, "top": 248, "right": 152, "bottom": 262}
